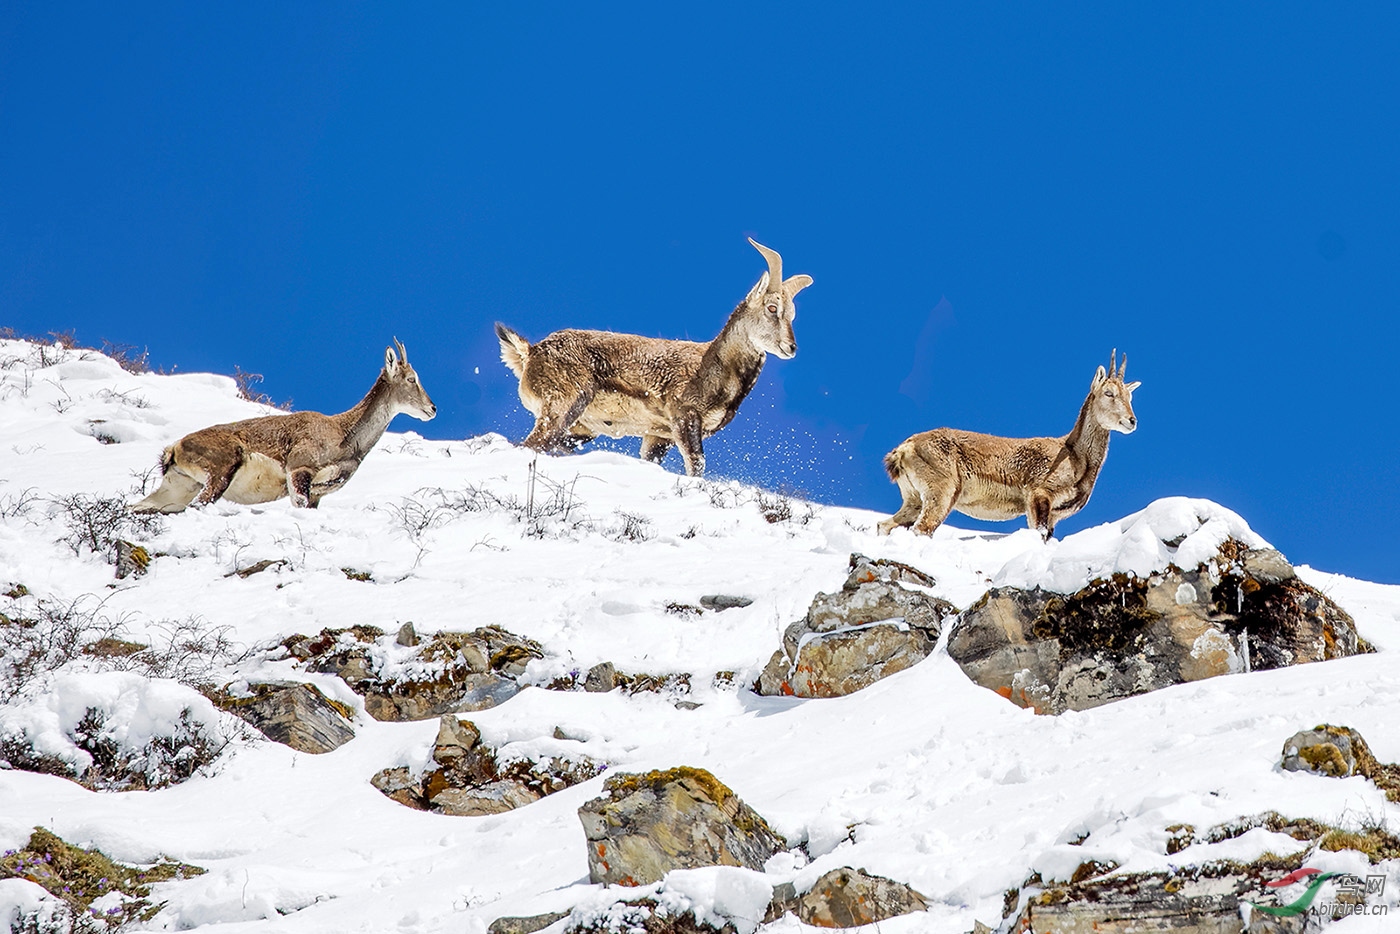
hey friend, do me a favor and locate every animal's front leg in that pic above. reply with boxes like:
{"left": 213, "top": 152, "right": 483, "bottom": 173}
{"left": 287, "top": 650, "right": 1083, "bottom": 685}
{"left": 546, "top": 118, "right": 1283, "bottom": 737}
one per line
{"left": 307, "top": 458, "right": 358, "bottom": 507}
{"left": 288, "top": 468, "right": 315, "bottom": 508}
{"left": 640, "top": 434, "right": 672, "bottom": 464}
{"left": 672, "top": 416, "right": 705, "bottom": 477}
{"left": 1027, "top": 490, "right": 1054, "bottom": 540}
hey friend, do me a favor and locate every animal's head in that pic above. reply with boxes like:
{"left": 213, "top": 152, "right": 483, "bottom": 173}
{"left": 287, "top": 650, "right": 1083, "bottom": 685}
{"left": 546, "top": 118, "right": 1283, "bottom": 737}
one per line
{"left": 1089, "top": 349, "right": 1140, "bottom": 434}
{"left": 382, "top": 339, "right": 437, "bottom": 421}
{"left": 740, "top": 238, "right": 812, "bottom": 360}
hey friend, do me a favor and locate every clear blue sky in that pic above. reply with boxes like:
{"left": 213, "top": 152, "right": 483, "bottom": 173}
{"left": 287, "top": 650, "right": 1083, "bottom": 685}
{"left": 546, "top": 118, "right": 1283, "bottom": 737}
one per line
{"left": 3, "top": 4, "right": 1397, "bottom": 581}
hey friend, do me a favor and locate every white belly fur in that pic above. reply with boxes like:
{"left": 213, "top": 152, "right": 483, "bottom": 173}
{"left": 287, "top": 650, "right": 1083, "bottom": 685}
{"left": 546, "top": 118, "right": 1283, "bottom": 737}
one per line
{"left": 223, "top": 453, "right": 290, "bottom": 504}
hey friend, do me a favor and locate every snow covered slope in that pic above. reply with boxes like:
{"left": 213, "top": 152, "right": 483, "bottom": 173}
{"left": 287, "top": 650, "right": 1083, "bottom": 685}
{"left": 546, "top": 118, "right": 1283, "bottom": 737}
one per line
{"left": 2, "top": 337, "right": 1399, "bottom": 932}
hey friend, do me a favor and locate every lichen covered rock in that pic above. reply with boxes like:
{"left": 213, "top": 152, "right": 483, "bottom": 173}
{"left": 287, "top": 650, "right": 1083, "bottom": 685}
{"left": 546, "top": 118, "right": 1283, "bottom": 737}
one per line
{"left": 948, "top": 542, "right": 1372, "bottom": 714}
{"left": 213, "top": 681, "right": 355, "bottom": 754}
{"left": 756, "top": 554, "right": 953, "bottom": 698}
{"left": 577, "top": 767, "right": 784, "bottom": 886}
{"left": 1281, "top": 724, "right": 1400, "bottom": 801}
{"left": 795, "top": 867, "right": 928, "bottom": 928}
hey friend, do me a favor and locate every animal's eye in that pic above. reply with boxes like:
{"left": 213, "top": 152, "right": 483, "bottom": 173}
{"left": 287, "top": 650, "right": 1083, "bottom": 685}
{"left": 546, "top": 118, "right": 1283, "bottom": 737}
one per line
{"left": 1104, "top": 389, "right": 1115, "bottom": 398}
{"left": 408, "top": 375, "right": 417, "bottom": 384}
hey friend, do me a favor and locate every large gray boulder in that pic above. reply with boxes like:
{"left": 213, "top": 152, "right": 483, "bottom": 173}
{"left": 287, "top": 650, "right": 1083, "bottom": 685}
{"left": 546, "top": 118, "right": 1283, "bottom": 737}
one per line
{"left": 214, "top": 681, "right": 355, "bottom": 754}
{"left": 947, "top": 543, "right": 1372, "bottom": 714}
{"left": 577, "top": 767, "right": 784, "bottom": 886}
{"left": 756, "top": 554, "right": 954, "bottom": 698}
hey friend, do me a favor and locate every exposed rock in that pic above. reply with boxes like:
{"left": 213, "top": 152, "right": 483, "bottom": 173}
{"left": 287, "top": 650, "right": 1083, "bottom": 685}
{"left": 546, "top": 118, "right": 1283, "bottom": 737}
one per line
{"left": 1282, "top": 724, "right": 1376, "bottom": 778}
{"left": 113, "top": 540, "right": 150, "bottom": 579}
{"left": 757, "top": 553, "right": 953, "bottom": 698}
{"left": 225, "top": 558, "right": 287, "bottom": 579}
{"left": 584, "top": 661, "right": 618, "bottom": 693}
{"left": 947, "top": 542, "right": 1372, "bottom": 714}
{"left": 372, "top": 716, "right": 602, "bottom": 817}
{"left": 370, "top": 765, "right": 426, "bottom": 809}
{"left": 1010, "top": 859, "right": 1316, "bottom": 933}
{"left": 433, "top": 781, "right": 543, "bottom": 816}
{"left": 362, "top": 671, "right": 521, "bottom": 721}
{"left": 795, "top": 867, "right": 928, "bottom": 928}
{"left": 488, "top": 911, "right": 569, "bottom": 934}
{"left": 1281, "top": 724, "right": 1400, "bottom": 802}
{"left": 433, "top": 713, "right": 481, "bottom": 763}
{"left": 396, "top": 621, "right": 419, "bottom": 646}
{"left": 844, "top": 553, "right": 936, "bottom": 589}
{"left": 577, "top": 766, "right": 784, "bottom": 886}
{"left": 699, "top": 595, "right": 753, "bottom": 611}
{"left": 213, "top": 681, "right": 355, "bottom": 754}
{"left": 287, "top": 624, "right": 542, "bottom": 721}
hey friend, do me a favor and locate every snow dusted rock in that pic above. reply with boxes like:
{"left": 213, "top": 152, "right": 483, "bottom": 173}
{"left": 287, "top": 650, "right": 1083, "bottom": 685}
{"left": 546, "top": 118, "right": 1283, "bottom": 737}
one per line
{"left": 487, "top": 911, "right": 569, "bottom": 934}
{"left": 213, "top": 681, "right": 355, "bottom": 754}
{"left": 756, "top": 553, "right": 953, "bottom": 697}
{"left": 1009, "top": 860, "right": 1312, "bottom": 934}
{"left": 794, "top": 867, "right": 929, "bottom": 928}
{"left": 288, "top": 624, "right": 542, "bottom": 721}
{"left": 577, "top": 767, "right": 785, "bottom": 886}
{"left": 0, "top": 672, "right": 239, "bottom": 790}
{"left": 565, "top": 900, "right": 736, "bottom": 934}
{"left": 372, "top": 714, "right": 602, "bottom": 816}
{"left": 948, "top": 541, "right": 1372, "bottom": 714}
{"left": 565, "top": 866, "right": 776, "bottom": 934}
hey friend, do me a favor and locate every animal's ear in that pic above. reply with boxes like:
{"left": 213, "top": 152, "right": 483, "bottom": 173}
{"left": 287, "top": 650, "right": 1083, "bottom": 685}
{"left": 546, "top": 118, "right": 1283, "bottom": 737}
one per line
{"left": 1125, "top": 380, "right": 1142, "bottom": 392}
{"left": 745, "top": 271, "right": 771, "bottom": 304}
{"left": 385, "top": 346, "right": 400, "bottom": 372}
{"left": 1093, "top": 365, "right": 1107, "bottom": 386}
{"left": 782, "top": 274, "right": 813, "bottom": 299}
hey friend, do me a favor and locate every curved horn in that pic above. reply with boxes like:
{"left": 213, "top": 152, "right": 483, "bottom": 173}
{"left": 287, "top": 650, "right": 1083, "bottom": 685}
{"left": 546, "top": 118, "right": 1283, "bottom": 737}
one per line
{"left": 1109, "top": 348, "right": 1118, "bottom": 379}
{"left": 394, "top": 337, "right": 408, "bottom": 364}
{"left": 1118, "top": 353, "right": 1126, "bottom": 381}
{"left": 748, "top": 237, "right": 783, "bottom": 287}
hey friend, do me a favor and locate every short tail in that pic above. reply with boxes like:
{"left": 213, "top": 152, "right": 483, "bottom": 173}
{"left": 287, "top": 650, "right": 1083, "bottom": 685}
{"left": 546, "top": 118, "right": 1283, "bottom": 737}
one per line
{"left": 494, "top": 322, "right": 530, "bottom": 379}
{"left": 159, "top": 445, "right": 176, "bottom": 475}
{"left": 883, "top": 445, "right": 906, "bottom": 482}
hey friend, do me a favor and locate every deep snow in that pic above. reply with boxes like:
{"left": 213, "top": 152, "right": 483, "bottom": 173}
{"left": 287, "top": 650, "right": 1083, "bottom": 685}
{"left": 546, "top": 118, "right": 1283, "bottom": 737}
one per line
{"left": 2, "top": 337, "right": 1398, "bottom": 932}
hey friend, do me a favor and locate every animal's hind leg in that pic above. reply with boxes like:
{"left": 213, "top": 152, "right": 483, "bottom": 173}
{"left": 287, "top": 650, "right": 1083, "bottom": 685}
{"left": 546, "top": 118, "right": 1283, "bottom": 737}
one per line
{"left": 129, "top": 468, "right": 204, "bottom": 514}
{"left": 640, "top": 434, "right": 672, "bottom": 464}
{"left": 900, "top": 454, "right": 958, "bottom": 536}
{"left": 877, "top": 485, "right": 923, "bottom": 535}
{"left": 193, "top": 453, "right": 244, "bottom": 506}
{"left": 522, "top": 391, "right": 594, "bottom": 453}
